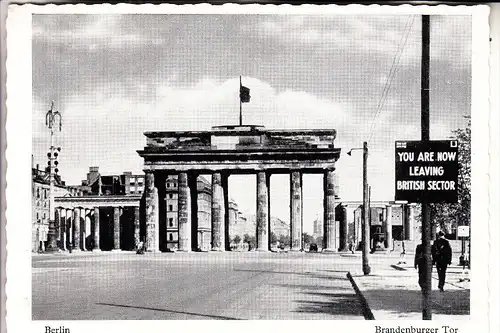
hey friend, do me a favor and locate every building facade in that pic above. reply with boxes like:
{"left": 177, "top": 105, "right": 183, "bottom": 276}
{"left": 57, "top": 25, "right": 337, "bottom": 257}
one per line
{"left": 32, "top": 163, "right": 82, "bottom": 252}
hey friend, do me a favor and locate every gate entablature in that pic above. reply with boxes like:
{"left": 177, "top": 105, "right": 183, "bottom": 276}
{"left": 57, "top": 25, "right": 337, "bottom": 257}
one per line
{"left": 137, "top": 126, "right": 341, "bottom": 172}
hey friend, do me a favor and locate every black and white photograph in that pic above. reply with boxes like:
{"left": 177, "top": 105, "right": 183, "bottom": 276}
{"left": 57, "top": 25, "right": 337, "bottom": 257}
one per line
{"left": 4, "top": 3, "right": 494, "bottom": 331}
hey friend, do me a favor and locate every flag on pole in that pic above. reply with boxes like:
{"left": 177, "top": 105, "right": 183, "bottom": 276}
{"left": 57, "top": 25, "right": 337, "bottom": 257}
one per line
{"left": 240, "top": 81, "right": 251, "bottom": 103}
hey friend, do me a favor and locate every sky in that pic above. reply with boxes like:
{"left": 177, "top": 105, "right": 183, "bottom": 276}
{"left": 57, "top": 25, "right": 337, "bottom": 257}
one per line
{"left": 32, "top": 14, "right": 472, "bottom": 231}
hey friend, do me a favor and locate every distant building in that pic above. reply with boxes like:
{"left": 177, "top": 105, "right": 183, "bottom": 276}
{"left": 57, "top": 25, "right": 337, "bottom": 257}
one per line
{"left": 32, "top": 160, "right": 82, "bottom": 252}
{"left": 164, "top": 175, "right": 212, "bottom": 251}
{"left": 312, "top": 217, "right": 323, "bottom": 240}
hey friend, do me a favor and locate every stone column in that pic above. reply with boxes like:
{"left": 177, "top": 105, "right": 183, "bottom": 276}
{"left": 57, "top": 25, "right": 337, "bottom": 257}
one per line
{"left": 323, "top": 169, "right": 337, "bottom": 252}
{"left": 134, "top": 206, "right": 140, "bottom": 249}
{"left": 82, "top": 208, "right": 88, "bottom": 251}
{"left": 188, "top": 174, "right": 199, "bottom": 251}
{"left": 211, "top": 172, "right": 225, "bottom": 251}
{"left": 59, "top": 208, "right": 67, "bottom": 251}
{"left": 113, "top": 207, "right": 120, "bottom": 251}
{"left": 73, "top": 207, "right": 81, "bottom": 251}
{"left": 290, "top": 171, "right": 302, "bottom": 251}
{"left": 339, "top": 205, "right": 349, "bottom": 251}
{"left": 178, "top": 172, "right": 191, "bottom": 252}
{"left": 66, "top": 208, "right": 72, "bottom": 251}
{"left": 384, "top": 205, "right": 393, "bottom": 250}
{"left": 93, "top": 207, "right": 101, "bottom": 251}
{"left": 145, "top": 172, "right": 159, "bottom": 252}
{"left": 405, "top": 203, "right": 416, "bottom": 241}
{"left": 222, "top": 173, "right": 230, "bottom": 251}
{"left": 256, "top": 171, "right": 269, "bottom": 251}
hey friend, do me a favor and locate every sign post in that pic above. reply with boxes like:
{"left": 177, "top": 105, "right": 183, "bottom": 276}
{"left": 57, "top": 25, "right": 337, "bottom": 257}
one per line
{"left": 395, "top": 138, "right": 459, "bottom": 320}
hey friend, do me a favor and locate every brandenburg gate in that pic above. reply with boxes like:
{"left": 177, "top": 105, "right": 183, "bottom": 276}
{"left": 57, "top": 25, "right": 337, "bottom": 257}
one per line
{"left": 137, "top": 125, "right": 341, "bottom": 252}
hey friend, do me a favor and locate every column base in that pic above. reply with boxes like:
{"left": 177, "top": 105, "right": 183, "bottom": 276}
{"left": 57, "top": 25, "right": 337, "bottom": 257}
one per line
{"left": 111, "top": 249, "right": 122, "bottom": 252}
{"left": 92, "top": 249, "right": 102, "bottom": 252}
{"left": 290, "top": 247, "right": 302, "bottom": 252}
{"left": 256, "top": 248, "right": 269, "bottom": 252}
{"left": 71, "top": 248, "right": 81, "bottom": 252}
{"left": 322, "top": 248, "right": 338, "bottom": 253}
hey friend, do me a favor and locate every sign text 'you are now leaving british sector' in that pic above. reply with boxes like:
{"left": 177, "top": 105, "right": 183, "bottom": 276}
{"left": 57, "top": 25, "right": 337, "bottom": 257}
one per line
{"left": 395, "top": 140, "right": 459, "bottom": 203}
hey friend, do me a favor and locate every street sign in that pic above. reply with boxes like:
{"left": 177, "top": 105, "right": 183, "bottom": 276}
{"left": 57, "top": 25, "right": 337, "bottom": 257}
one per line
{"left": 457, "top": 226, "right": 470, "bottom": 238}
{"left": 395, "top": 140, "right": 458, "bottom": 203}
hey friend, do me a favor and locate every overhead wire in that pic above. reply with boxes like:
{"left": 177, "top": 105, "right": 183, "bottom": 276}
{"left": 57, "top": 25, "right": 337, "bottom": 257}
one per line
{"left": 366, "top": 15, "right": 417, "bottom": 143}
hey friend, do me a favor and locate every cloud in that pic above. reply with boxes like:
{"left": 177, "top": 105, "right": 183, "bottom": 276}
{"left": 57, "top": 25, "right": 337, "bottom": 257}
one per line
{"left": 32, "top": 77, "right": 351, "bottom": 184}
{"left": 241, "top": 15, "right": 471, "bottom": 68}
{"left": 33, "top": 15, "right": 162, "bottom": 51}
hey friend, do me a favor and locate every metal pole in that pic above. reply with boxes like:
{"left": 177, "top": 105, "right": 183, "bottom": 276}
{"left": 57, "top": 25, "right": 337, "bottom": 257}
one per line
{"left": 239, "top": 76, "right": 242, "bottom": 126}
{"left": 421, "top": 14, "right": 432, "bottom": 320}
{"left": 46, "top": 101, "right": 60, "bottom": 252}
{"left": 362, "top": 141, "right": 371, "bottom": 275}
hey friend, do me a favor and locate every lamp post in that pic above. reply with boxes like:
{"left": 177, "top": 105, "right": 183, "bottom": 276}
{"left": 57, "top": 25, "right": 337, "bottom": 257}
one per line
{"left": 347, "top": 141, "right": 371, "bottom": 275}
{"left": 45, "top": 101, "right": 62, "bottom": 252}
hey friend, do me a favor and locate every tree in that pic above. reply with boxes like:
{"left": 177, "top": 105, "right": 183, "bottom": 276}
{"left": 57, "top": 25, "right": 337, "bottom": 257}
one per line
{"left": 279, "top": 234, "right": 290, "bottom": 247}
{"left": 270, "top": 232, "right": 278, "bottom": 244}
{"left": 243, "top": 233, "right": 256, "bottom": 250}
{"left": 302, "top": 232, "right": 314, "bottom": 245}
{"left": 430, "top": 118, "right": 471, "bottom": 235}
{"left": 233, "top": 235, "right": 241, "bottom": 244}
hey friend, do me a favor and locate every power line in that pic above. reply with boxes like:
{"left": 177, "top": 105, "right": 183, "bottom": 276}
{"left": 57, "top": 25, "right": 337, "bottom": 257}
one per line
{"left": 367, "top": 15, "right": 416, "bottom": 143}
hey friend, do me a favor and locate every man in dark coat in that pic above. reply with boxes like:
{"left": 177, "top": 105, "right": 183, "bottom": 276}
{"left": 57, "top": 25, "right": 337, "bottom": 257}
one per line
{"left": 414, "top": 243, "right": 425, "bottom": 290}
{"left": 431, "top": 231, "right": 453, "bottom": 291}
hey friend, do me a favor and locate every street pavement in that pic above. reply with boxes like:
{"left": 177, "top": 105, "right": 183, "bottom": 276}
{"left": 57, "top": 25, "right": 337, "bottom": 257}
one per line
{"left": 32, "top": 251, "right": 366, "bottom": 320}
{"left": 32, "top": 251, "right": 470, "bottom": 320}
{"left": 347, "top": 254, "right": 470, "bottom": 320}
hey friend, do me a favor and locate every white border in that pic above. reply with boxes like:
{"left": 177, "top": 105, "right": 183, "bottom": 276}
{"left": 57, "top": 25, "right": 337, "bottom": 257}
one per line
{"left": 6, "top": 4, "right": 492, "bottom": 333}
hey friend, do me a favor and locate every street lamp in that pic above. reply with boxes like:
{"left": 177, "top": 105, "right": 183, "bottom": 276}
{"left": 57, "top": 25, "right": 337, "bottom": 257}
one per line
{"left": 347, "top": 142, "right": 371, "bottom": 275}
{"left": 45, "top": 101, "right": 62, "bottom": 252}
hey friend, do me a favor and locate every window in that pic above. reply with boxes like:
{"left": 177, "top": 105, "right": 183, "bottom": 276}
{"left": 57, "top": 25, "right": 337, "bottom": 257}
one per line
{"left": 169, "top": 194, "right": 173, "bottom": 199}
{"left": 169, "top": 233, "right": 173, "bottom": 241}
{"left": 169, "top": 205, "right": 173, "bottom": 212}
{"left": 167, "top": 183, "right": 170, "bottom": 188}
{"left": 173, "top": 183, "right": 177, "bottom": 188}
{"left": 36, "top": 213, "right": 39, "bottom": 220}
{"left": 169, "top": 218, "right": 173, "bottom": 227}
{"left": 43, "top": 213, "right": 46, "bottom": 220}
{"left": 36, "top": 188, "right": 40, "bottom": 198}
{"left": 44, "top": 189, "right": 47, "bottom": 199}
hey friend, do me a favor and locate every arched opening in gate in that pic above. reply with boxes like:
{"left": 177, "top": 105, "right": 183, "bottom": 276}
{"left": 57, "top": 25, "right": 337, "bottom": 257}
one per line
{"left": 228, "top": 174, "right": 256, "bottom": 251}
{"left": 302, "top": 174, "right": 324, "bottom": 251}
{"left": 269, "top": 174, "right": 290, "bottom": 250}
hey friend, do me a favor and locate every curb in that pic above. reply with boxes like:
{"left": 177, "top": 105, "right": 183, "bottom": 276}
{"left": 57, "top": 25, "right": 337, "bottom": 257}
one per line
{"left": 346, "top": 272, "right": 375, "bottom": 320}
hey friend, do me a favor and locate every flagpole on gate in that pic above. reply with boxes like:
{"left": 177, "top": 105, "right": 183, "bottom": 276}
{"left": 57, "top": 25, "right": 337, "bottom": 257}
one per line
{"left": 239, "top": 76, "right": 243, "bottom": 126}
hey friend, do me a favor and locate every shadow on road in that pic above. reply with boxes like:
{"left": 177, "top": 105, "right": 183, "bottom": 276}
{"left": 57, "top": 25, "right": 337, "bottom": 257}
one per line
{"left": 233, "top": 268, "right": 347, "bottom": 280}
{"left": 96, "top": 302, "right": 242, "bottom": 320}
{"left": 293, "top": 295, "right": 364, "bottom": 317}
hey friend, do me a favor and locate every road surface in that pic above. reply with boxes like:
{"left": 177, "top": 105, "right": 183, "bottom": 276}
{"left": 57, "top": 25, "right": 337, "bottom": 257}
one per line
{"left": 32, "top": 251, "right": 366, "bottom": 320}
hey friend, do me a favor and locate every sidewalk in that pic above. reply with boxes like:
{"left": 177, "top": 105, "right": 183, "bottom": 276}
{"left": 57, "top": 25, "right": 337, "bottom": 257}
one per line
{"left": 348, "top": 260, "right": 470, "bottom": 320}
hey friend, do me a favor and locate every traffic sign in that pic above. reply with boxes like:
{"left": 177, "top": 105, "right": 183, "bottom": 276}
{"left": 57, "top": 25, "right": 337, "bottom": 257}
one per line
{"left": 457, "top": 226, "right": 470, "bottom": 238}
{"left": 395, "top": 140, "right": 458, "bottom": 203}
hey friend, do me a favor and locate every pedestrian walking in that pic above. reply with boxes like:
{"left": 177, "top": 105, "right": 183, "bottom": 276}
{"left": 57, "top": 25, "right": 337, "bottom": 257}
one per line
{"left": 414, "top": 243, "right": 425, "bottom": 290}
{"left": 398, "top": 241, "right": 406, "bottom": 264}
{"left": 431, "top": 230, "right": 453, "bottom": 291}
